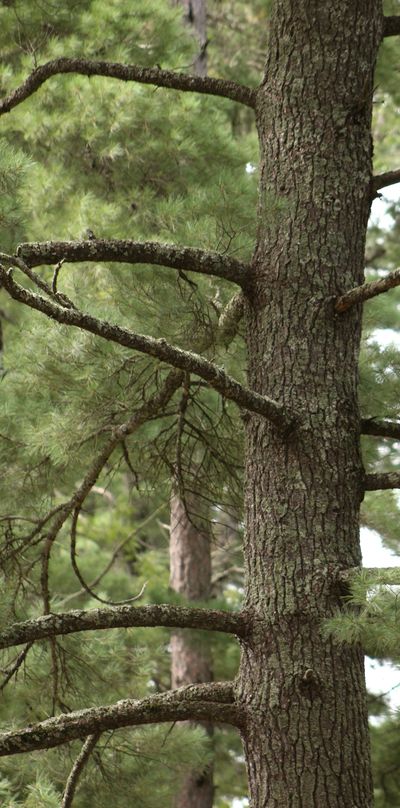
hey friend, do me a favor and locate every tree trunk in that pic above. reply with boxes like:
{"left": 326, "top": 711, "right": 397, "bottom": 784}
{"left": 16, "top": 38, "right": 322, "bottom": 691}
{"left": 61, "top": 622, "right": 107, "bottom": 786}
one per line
{"left": 238, "top": 2, "right": 382, "bottom": 805}
{"left": 175, "top": 0, "right": 208, "bottom": 77}
{"left": 169, "top": 2, "right": 213, "bottom": 804}
{"left": 170, "top": 492, "right": 214, "bottom": 808}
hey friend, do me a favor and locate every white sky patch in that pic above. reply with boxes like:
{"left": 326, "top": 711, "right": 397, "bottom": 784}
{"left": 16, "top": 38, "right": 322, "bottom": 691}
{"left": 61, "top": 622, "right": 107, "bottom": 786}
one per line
{"left": 370, "top": 182, "right": 400, "bottom": 229}
{"left": 361, "top": 528, "right": 400, "bottom": 711}
{"left": 363, "top": 184, "right": 400, "bottom": 711}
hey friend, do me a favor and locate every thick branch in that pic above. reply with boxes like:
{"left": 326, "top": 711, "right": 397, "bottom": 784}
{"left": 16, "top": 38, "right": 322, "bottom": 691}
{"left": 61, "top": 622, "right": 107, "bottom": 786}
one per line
{"left": 0, "top": 682, "right": 239, "bottom": 757}
{"left": 335, "top": 268, "right": 400, "bottom": 312}
{"left": 0, "top": 57, "right": 256, "bottom": 115}
{"left": 364, "top": 473, "right": 400, "bottom": 491}
{"left": 61, "top": 733, "right": 100, "bottom": 808}
{"left": 383, "top": 16, "right": 400, "bottom": 37}
{"left": 16, "top": 240, "right": 248, "bottom": 287}
{"left": 361, "top": 418, "right": 400, "bottom": 441}
{"left": 0, "top": 605, "right": 248, "bottom": 650}
{"left": 0, "top": 266, "right": 294, "bottom": 428}
{"left": 371, "top": 169, "right": 400, "bottom": 194}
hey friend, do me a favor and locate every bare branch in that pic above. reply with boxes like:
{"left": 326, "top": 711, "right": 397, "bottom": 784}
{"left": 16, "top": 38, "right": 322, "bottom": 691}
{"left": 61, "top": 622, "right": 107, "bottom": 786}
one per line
{"left": 69, "top": 504, "right": 147, "bottom": 606}
{"left": 16, "top": 240, "right": 248, "bottom": 287}
{"left": 0, "top": 604, "right": 248, "bottom": 650}
{"left": 364, "top": 473, "right": 400, "bottom": 491}
{"left": 0, "top": 252, "right": 75, "bottom": 309}
{"left": 0, "top": 57, "right": 256, "bottom": 116}
{"left": 383, "top": 16, "right": 400, "bottom": 37}
{"left": 0, "top": 266, "right": 295, "bottom": 428}
{"left": 0, "top": 643, "right": 33, "bottom": 691}
{"left": 0, "top": 682, "right": 240, "bottom": 757}
{"left": 58, "top": 503, "right": 166, "bottom": 607}
{"left": 61, "top": 733, "right": 100, "bottom": 808}
{"left": 371, "top": 168, "right": 400, "bottom": 195}
{"left": 361, "top": 419, "right": 400, "bottom": 441}
{"left": 335, "top": 268, "right": 400, "bottom": 313}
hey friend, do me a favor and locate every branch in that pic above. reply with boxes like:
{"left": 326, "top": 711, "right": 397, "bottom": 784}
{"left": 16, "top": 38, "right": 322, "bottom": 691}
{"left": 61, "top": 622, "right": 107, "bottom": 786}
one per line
{"left": 365, "top": 473, "right": 400, "bottom": 491}
{"left": 383, "top": 16, "right": 400, "bottom": 37}
{"left": 16, "top": 240, "right": 248, "bottom": 287}
{"left": 340, "top": 567, "right": 400, "bottom": 586}
{"left": 0, "top": 605, "right": 248, "bottom": 650}
{"left": 61, "top": 733, "right": 100, "bottom": 808}
{"left": 0, "top": 643, "right": 33, "bottom": 691}
{"left": 335, "top": 268, "right": 400, "bottom": 313}
{"left": 217, "top": 291, "right": 244, "bottom": 346}
{"left": 361, "top": 418, "right": 400, "bottom": 441}
{"left": 371, "top": 169, "right": 400, "bottom": 195}
{"left": 0, "top": 266, "right": 295, "bottom": 428}
{"left": 0, "top": 682, "right": 239, "bottom": 757}
{"left": 0, "top": 57, "right": 256, "bottom": 115}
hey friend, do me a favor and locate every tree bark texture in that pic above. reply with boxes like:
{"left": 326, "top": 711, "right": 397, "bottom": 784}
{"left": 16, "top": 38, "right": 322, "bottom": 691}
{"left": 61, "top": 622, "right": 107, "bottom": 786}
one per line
{"left": 170, "top": 493, "right": 214, "bottom": 808}
{"left": 238, "top": 2, "right": 382, "bottom": 806}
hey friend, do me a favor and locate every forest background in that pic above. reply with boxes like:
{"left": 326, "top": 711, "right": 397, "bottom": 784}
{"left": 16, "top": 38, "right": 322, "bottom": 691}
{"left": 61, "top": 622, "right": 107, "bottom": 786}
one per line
{"left": 0, "top": 1, "right": 399, "bottom": 806}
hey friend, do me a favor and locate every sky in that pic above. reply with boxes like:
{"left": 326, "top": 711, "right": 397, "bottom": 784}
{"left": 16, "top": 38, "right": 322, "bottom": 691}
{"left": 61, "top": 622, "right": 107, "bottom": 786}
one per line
{"left": 362, "top": 529, "right": 400, "bottom": 710}
{"left": 365, "top": 184, "right": 400, "bottom": 710}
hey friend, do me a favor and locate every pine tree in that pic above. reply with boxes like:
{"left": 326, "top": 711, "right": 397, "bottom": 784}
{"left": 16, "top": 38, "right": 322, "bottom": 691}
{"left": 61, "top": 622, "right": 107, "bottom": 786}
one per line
{"left": 0, "top": 2, "right": 400, "bottom": 806}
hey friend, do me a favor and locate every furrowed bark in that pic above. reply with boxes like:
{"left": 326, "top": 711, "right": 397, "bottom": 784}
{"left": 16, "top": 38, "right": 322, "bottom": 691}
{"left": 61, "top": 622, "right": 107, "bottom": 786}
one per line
{"left": 0, "top": 605, "right": 247, "bottom": 650}
{"left": 15, "top": 240, "right": 248, "bottom": 286}
{"left": 0, "top": 57, "right": 256, "bottom": 115}
{"left": 238, "top": 3, "right": 381, "bottom": 805}
{"left": 0, "top": 683, "right": 239, "bottom": 757}
{"left": 335, "top": 268, "right": 400, "bottom": 312}
{"left": 0, "top": 266, "right": 294, "bottom": 426}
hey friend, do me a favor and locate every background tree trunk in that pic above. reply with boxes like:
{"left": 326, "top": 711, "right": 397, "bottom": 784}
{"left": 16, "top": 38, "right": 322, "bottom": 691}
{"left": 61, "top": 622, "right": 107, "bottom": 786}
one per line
{"left": 169, "top": 2, "right": 214, "bottom": 804}
{"left": 174, "top": 0, "right": 208, "bottom": 77}
{"left": 237, "top": 2, "right": 383, "bottom": 805}
{"left": 170, "top": 492, "right": 214, "bottom": 808}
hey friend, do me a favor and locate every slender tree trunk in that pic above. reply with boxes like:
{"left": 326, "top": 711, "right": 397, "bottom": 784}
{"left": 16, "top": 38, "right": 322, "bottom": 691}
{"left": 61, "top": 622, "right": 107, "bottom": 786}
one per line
{"left": 169, "top": 2, "right": 213, "bottom": 804}
{"left": 238, "top": 2, "right": 382, "bottom": 805}
{"left": 170, "top": 493, "right": 214, "bottom": 808}
{"left": 175, "top": 0, "right": 208, "bottom": 77}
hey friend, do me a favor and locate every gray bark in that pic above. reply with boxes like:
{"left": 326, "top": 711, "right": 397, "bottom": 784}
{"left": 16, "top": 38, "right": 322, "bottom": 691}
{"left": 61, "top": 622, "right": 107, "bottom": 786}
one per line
{"left": 237, "top": 2, "right": 382, "bottom": 805}
{"left": 177, "top": 0, "right": 208, "bottom": 77}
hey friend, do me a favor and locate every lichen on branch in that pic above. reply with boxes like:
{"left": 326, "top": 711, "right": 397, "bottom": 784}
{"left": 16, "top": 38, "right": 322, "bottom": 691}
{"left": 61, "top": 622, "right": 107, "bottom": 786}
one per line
{"left": 0, "top": 57, "right": 257, "bottom": 116}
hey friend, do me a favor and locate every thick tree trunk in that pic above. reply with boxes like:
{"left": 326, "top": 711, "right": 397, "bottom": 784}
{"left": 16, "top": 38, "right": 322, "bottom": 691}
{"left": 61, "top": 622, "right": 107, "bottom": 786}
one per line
{"left": 238, "top": 2, "right": 383, "bottom": 806}
{"left": 170, "top": 493, "right": 214, "bottom": 808}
